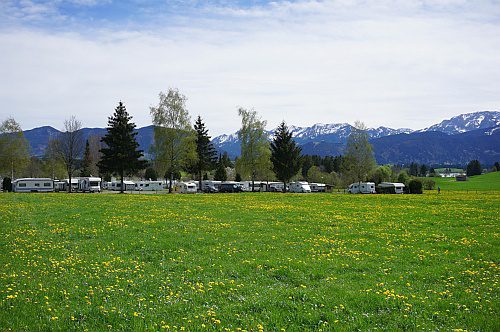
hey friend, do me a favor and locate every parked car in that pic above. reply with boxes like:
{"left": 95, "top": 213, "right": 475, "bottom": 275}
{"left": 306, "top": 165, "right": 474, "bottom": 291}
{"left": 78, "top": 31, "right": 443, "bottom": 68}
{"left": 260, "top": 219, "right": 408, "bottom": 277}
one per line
{"left": 203, "top": 185, "right": 219, "bottom": 193}
{"left": 219, "top": 182, "right": 244, "bottom": 193}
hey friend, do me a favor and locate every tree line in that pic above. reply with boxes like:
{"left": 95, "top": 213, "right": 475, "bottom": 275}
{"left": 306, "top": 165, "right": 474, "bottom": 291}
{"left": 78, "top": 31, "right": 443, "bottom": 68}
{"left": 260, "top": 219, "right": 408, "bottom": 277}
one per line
{"left": 1, "top": 88, "right": 499, "bottom": 192}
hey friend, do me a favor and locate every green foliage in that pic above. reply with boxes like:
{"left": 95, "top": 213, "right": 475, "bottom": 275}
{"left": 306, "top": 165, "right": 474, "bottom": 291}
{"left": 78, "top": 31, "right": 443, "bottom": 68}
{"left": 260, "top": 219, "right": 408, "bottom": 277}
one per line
{"left": 150, "top": 88, "right": 196, "bottom": 193}
{"left": 408, "top": 179, "right": 423, "bottom": 194}
{"left": 270, "top": 121, "right": 302, "bottom": 189}
{"left": 98, "top": 102, "right": 147, "bottom": 192}
{"left": 466, "top": 159, "right": 482, "bottom": 176}
{"left": 0, "top": 117, "right": 30, "bottom": 178}
{"left": 237, "top": 108, "right": 272, "bottom": 189}
{"left": 0, "top": 193, "right": 498, "bottom": 331}
{"left": 144, "top": 167, "right": 158, "bottom": 181}
{"left": 420, "top": 178, "right": 436, "bottom": 190}
{"left": 397, "top": 170, "right": 410, "bottom": 185}
{"left": 2, "top": 177, "right": 12, "bottom": 192}
{"left": 341, "top": 121, "right": 376, "bottom": 183}
{"left": 214, "top": 158, "right": 227, "bottom": 181}
{"left": 235, "top": 173, "right": 242, "bottom": 182}
{"left": 193, "top": 116, "right": 217, "bottom": 188}
{"left": 80, "top": 140, "right": 92, "bottom": 177}
{"left": 494, "top": 162, "right": 500, "bottom": 171}
{"left": 301, "top": 155, "right": 312, "bottom": 178}
{"left": 369, "top": 165, "right": 392, "bottom": 184}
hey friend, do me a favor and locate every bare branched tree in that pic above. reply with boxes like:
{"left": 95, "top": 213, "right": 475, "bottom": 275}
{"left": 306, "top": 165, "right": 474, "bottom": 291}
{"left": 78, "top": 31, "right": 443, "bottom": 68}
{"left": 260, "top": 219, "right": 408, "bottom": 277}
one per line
{"left": 57, "top": 116, "right": 84, "bottom": 192}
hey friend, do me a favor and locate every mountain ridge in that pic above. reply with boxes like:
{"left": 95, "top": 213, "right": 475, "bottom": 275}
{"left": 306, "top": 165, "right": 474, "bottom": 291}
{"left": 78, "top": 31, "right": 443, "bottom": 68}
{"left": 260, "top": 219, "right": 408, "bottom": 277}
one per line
{"left": 19, "top": 110, "right": 500, "bottom": 165}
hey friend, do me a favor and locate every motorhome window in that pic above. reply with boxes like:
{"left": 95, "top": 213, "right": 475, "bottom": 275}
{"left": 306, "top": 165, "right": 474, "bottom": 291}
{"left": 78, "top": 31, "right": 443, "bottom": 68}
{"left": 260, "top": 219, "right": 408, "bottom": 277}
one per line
{"left": 19, "top": 183, "right": 26, "bottom": 187}
{"left": 35, "top": 183, "right": 40, "bottom": 187}
{"left": 90, "top": 182, "right": 99, "bottom": 186}
{"left": 44, "top": 183, "right": 51, "bottom": 187}
{"left": 145, "top": 184, "right": 149, "bottom": 187}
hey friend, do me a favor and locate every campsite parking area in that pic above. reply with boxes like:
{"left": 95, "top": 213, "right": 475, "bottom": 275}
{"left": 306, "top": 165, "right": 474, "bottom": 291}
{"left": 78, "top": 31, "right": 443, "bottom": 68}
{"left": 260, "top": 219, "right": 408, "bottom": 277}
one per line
{"left": 1, "top": 192, "right": 498, "bottom": 331}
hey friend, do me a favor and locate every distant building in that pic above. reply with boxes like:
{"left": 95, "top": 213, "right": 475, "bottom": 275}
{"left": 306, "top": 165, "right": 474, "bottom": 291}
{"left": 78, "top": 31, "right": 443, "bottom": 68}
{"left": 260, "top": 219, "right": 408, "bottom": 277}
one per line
{"left": 456, "top": 175, "right": 467, "bottom": 182}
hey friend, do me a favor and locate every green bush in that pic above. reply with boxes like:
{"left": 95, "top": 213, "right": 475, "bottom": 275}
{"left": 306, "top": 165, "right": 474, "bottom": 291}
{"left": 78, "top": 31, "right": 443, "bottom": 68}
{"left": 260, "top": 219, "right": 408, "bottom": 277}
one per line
{"left": 408, "top": 179, "right": 423, "bottom": 194}
{"left": 421, "top": 178, "right": 436, "bottom": 190}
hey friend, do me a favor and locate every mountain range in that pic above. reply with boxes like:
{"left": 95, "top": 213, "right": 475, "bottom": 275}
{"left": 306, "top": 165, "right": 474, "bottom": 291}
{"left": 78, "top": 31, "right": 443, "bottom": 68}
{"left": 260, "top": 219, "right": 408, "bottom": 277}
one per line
{"left": 21, "top": 110, "right": 500, "bottom": 166}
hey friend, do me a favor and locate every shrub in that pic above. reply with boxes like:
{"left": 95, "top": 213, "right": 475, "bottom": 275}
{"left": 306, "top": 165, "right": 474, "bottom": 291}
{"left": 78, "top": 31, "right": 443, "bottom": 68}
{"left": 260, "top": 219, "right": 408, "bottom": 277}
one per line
{"left": 421, "top": 178, "right": 436, "bottom": 190}
{"left": 408, "top": 179, "right": 423, "bottom": 194}
{"left": 2, "top": 177, "right": 12, "bottom": 192}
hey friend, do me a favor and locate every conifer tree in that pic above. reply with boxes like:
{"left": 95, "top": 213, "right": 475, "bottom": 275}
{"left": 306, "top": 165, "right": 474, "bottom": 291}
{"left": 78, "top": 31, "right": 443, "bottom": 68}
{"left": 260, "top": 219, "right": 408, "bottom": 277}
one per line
{"left": 214, "top": 156, "right": 227, "bottom": 181}
{"left": 466, "top": 159, "right": 482, "bottom": 176}
{"left": 98, "top": 102, "right": 147, "bottom": 193}
{"left": 270, "top": 121, "right": 302, "bottom": 192}
{"left": 80, "top": 140, "right": 92, "bottom": 177}
{"left": 193, "top": 116, "right": 217, "bottom": 191}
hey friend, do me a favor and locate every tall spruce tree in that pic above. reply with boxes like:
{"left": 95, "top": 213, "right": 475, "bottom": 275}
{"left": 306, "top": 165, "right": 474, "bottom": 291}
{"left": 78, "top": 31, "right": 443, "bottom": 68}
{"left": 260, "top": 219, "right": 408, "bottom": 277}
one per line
{"left": 214, "top": 155, "right": 227, "bottom": 181}
{"left": 98, "top": 102, "right": 147, "bottom": 193}
{"left": 194, "top": 116, "right": 217, "bottom": 191}
{"left": 466, "top": 159, "right": 482, "bottom": 176}
{"left": 270, "top": 121, "right": 302, "bottom": 192}
{"left": 80, "top": 140, "right": 92, "bottom": 177}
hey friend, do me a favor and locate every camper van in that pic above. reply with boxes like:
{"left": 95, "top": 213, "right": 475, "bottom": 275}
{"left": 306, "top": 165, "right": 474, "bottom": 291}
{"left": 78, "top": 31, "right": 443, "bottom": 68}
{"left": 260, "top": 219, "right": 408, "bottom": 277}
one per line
{"left": 378, "top": 182, "right": 405, "bottom": 194}
{"left": 309, "top": 183, "right": 326, "bottom": 192}
{"left": 135, "top": 180, "right": 164, "bottom": 191}
{"left": 179, "top": 182, "right": 197, "bottom": 194}
{"left": 110, "top": 180, "right": 136, "bottom": 191}
{"left": 289, "top": 182, "right": 312, "bottom": 193}
{"left": 348, "top": 182, "right": 376, "bottom": 194}
{"left": 13, "top": 178, "right": 54, "bottom": 193}
{"left": 219, "top": 182, "right": 244, "bottom": 193}
{"left": 268, "top": 182, "right": 286, "bottom": 192}
{"left": 201, "top": 180, "right": 221, "bottom": 193}
{"left": 78, "top": 177, "right": 101, "bottom": 193}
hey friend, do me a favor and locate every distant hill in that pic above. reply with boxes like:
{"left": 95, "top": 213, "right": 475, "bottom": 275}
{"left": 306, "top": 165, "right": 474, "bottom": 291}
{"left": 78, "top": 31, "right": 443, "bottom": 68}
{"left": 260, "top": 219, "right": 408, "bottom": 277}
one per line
{"left": 20, "top": 110, "right": 500, "bottom": 165}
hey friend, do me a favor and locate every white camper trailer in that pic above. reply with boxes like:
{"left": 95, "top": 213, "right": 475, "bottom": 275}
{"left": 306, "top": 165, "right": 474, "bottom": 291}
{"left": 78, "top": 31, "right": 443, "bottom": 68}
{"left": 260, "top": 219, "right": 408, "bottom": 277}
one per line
{"left": 54, "top": 180, "right": 67, "bottom": 192}
{"left": 13, "top": 178, "right": 54, "bottom": 193}
{"left": 378, "top": 182, "right": 405, "bottom": 194}
{"left": 110, "top": 180, "right": 136, "bottom": 191}
{"left": 348, "top": 182, "right": 376, "bottom": 194}
{"left": 289, "top": 182, "right": 312, "bottom": 193}
{"left": 63, "top": 178, "right": 79, "bottom": 192}
{"left": 309, "top": 183, "right": 326, "bottom": 192}
{"left": 135, "top": 181, "right": 164, "bottom": 191}
{"left": 78, "top": 177, "right": 101, "bottom": 193}
{"left": 179, "top": 182, "right": 197, "bottom": 194}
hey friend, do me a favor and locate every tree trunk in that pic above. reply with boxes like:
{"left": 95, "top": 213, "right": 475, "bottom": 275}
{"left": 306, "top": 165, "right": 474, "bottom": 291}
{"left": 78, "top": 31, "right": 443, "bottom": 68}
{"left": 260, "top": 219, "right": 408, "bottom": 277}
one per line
{"left": 169, "top": 173, "right": 173, "bottom": 193}
{"left": 283, "top": 181, "right": 287, "bottom": 193}
{"left": 198, "top": 170, "right": 202, "bottom": 193}
{"left": 120, "top": 170, "right": 124, "bottom": 194}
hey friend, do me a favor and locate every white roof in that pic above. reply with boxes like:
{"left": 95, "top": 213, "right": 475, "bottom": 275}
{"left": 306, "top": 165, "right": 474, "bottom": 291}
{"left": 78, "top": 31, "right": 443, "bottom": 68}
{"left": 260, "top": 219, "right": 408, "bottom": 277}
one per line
{"left": 14, "top": 178, "right": 53, "bottom": 182}
{"left": 379, "top": 182, "right": 405, "bottom": 187}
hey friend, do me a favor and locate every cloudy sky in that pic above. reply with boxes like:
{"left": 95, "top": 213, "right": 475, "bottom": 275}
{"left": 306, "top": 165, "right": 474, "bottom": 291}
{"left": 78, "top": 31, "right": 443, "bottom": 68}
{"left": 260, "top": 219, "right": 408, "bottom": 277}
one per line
{"left": 1, "top": 0, "right": 499, "bottom": 135}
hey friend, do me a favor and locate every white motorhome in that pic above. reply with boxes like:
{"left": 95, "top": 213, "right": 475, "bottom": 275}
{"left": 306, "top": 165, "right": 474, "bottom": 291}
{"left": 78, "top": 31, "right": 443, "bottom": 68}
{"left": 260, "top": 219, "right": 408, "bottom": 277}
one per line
{"left": 289, "top": 182, "right": 312, "bottom": 193}
{"left": 378, "top": 182, "right": 405, "bottom": 194}
{"left": 78, "top": 177, "right": 101, "bottom": 193}
{"left": 201, "top": 180, "right": 221, "bottom": 193}
{"left": 268, "top": 182, "right": 286, "bottom": 192}
{"left": 348, "top": 182, "right": 376, "bottom": 194}
{"left": 54, "top": 180, "right": 67, "bottom": 192}
{"left": 135, "top": 180, "right": 164, "bottom": 191}
{"left": 240, "top": 181, "right": 264, "bottom": 192}
{"left": 110, "top": 180, "right": 136, "bottom": 191}
{"left": 13, "top": 178, "right": 54, "bottom": 193}
{"left": 309, "top": 183, "right": 326, "bottom": 192}
{"left": 63, "top": 178, "right": 79, "bottom": 192}
{"left": 179, "top": 182, "right": 197, "bottom": 194}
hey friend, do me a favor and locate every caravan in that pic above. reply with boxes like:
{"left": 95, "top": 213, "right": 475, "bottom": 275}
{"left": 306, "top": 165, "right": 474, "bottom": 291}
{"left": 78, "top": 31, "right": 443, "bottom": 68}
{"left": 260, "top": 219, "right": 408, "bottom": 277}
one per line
{"left": 348, "top": 182, "right": 376, "bottom": 194}
{"left": 179, "top": 182, "right": 197, "bottom": 194}
{"left": 289, "top": 182, "right": 312, "bottom": 193}
{"left": 110, "top": 180, "right": 136, "bottom": 191}
{"left": 309, "top": 183, "right": 326, "bottom": 192}
{"left": 13, "top": 178, "right": 54, "bottom": 193}
{"left": 135, "top": 180, "right": 164, "bottom": 191}
{"left": 78, "top": 177, "right": 101, "bottom": 193}
{"left": 378, "top": 182, "right": 405, "bottom": 194}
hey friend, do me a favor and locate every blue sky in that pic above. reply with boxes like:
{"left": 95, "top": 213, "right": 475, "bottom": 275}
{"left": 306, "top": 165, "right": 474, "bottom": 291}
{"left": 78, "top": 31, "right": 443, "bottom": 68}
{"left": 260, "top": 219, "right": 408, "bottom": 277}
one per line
{"left": 1, "top": 0, "right": 500, "bottom": 134}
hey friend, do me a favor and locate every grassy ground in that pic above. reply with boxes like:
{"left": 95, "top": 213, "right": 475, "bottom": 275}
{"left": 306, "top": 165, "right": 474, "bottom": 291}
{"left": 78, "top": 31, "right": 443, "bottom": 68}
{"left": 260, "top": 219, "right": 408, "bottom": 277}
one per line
{"left": 1, "top": 192, "right": 499, "bottom": 331}
{"left": 430, "top": 171, "right": 500, "bottom": 191}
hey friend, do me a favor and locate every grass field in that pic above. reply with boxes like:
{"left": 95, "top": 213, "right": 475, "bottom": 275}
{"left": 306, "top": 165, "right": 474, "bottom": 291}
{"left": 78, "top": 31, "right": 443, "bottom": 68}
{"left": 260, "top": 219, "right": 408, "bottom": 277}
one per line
{"left": 430, "top": 172, "right": 500, "bottom": 191}
{"left": 1, "top": 192, "right": 499, "bottom": 331}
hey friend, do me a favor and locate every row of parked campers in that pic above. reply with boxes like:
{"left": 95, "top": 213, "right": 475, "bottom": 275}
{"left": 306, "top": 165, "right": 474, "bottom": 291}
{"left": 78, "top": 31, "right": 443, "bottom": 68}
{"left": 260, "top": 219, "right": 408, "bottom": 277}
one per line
{"left": 12, "top": 177, "right": 102, "bottom": 193}
{"left": 348, "top": 182, "right": 405, "bottom": 194}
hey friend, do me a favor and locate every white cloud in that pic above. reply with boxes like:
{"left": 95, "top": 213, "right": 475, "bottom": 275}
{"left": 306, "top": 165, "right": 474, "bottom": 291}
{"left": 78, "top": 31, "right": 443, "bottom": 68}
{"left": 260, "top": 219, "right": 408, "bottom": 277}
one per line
{"left": 0, "top": 1, "right": 499, "bottom": 135}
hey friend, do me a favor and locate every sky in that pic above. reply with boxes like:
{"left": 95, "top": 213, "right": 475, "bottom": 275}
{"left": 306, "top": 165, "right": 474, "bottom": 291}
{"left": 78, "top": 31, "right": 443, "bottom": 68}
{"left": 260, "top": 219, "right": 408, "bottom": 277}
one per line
{"left": 1, "top": 0, "right": 499, "bottom": 135}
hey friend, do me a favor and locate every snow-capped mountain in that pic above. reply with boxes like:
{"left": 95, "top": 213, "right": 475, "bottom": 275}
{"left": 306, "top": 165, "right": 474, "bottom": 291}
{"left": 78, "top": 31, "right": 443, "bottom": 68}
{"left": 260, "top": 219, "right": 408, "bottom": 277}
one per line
{"left": 418, "top": 111, "right": 500, "bottom": 135}
{"left": 19, "top": 110, "right": 500, "bottom": 165}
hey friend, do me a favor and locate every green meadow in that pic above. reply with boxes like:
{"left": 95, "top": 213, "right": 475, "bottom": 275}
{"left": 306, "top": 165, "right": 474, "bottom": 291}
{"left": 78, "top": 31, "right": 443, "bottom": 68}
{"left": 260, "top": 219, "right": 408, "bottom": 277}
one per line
{"left": 431, "top": 172, "right": 500, "bottom": 191}
{"left": 1, "top": 191, "right": 499, "bottom": 331}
